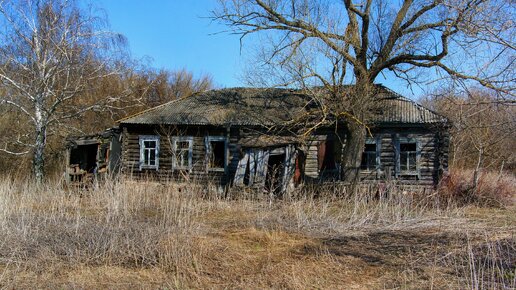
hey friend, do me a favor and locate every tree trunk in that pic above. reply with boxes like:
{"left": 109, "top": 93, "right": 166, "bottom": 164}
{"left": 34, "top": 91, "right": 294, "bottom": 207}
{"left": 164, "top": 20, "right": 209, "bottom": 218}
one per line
{"left": 339, "top": 79, "right": 371, "bottom": 187}
{"left": 341, "top": 120, "right": 366, "bottom": 185}
{"left": 472, "top": 146, "right": 483, "bottom": 193}
{"left": 33, "top": 103, "right": 46, "bottom": 184}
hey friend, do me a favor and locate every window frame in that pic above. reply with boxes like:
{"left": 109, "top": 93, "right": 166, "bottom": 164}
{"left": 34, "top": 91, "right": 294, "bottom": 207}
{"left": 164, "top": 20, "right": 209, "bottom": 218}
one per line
{"left": 395, "top": 136, "right": 421, "bottom": 178}
{"left": 361, "top": 137, "right": 381, "bottom": 172}
{"left": 172, "top": 136, "right": 194, "bottom": 172}
{"left": 139, "top": 135, "right": 160, "bottom": 171}
{"left": 205, "top": 136, "right": 227, "bottom": 172}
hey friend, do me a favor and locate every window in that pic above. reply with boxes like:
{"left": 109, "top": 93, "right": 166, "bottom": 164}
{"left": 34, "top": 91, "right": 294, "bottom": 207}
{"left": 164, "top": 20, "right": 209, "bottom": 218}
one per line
{"left": 400, "top": 143, "right": 417, "bottom": 172}
{"left": 206, "top": 136, "right": 226, "bottom": 171}
{"left": 395, "top": 137, "right": 420, "bottom": 176}
{"left": 139, "top": 135, "right": 160, "bottom": 170}
{"left": 172, "top": 137, "right": 193, "bottom": 171}
{"left": 361, "top": 142, "right": 378, "bottom": 171}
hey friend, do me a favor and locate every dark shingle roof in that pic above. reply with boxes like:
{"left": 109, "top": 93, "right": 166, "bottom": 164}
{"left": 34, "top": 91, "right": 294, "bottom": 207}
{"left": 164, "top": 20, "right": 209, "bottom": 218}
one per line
{"left": 118, "top": 86, "right": 446, "bottom": 126}
{"left": 373, "top": 87, "right": 447, "bottom": 124}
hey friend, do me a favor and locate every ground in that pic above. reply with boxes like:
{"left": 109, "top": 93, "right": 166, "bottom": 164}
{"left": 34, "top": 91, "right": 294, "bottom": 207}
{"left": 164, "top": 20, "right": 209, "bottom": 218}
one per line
{"left": 0, "top": 180, "right": 514, "bottom": 289}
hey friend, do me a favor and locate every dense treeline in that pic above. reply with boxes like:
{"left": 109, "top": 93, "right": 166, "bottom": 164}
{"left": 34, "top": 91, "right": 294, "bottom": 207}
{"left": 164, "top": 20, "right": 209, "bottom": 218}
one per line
{"left": 422, "top": 89, "right": 515, "bottom": 174}
{"left": 0, "top": 64, "right": 213, "bottom": 177}
{"left": 0, "top": 0, "right": 212, "bottom": 179}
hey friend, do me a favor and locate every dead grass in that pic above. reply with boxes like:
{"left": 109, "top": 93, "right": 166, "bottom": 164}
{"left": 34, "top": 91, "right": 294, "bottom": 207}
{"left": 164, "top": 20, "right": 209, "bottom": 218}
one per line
{"left": 0, "top": 177, "right": 514, "bottom": 289}
{"left": 438, "top": 170, "right": 516, "bottom": 207}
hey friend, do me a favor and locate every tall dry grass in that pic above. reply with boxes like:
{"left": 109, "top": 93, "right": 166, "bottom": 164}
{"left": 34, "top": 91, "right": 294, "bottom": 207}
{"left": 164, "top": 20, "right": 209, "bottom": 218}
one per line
{"left": 0, "top": 177, "right": 207, "bottom": 287}
{"left": 0, "top": 175, "right": 513, "bottom": 288}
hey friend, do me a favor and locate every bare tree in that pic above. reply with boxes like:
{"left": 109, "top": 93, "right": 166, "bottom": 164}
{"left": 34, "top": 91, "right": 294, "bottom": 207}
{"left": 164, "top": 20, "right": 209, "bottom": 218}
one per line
{"left": 423, "top": 89, "right": 516, "bottom": 186}
{"left": 140, "top": 68, "right": 213, "bottom": 107}
{"left": 213, "top": 0, "right": 515, "bottom": 183}
{"left": 0, "top": 0, "right": 126, "bottom": 183}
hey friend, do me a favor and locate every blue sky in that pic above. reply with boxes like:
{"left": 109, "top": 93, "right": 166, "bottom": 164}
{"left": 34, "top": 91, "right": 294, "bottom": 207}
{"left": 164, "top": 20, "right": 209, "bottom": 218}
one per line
{"left": 101, "top": 0, "right": 243, "bottom": 88}
{"left": 100, "top": 1, "right": 423, "bottom": 98}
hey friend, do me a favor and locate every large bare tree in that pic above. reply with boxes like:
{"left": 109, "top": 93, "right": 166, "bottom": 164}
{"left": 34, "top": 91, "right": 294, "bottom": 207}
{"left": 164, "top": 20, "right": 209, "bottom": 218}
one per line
{"left": 213, "top": 0, "right": 515, "bottom": 183}
{"left": 0, "top": 0, "right": 126, "bottom": 182}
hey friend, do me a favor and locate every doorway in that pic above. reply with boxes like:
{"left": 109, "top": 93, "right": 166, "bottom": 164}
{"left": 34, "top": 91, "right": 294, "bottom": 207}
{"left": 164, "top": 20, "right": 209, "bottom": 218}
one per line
{"left": 265, "top": 152, "right": 286, "bottom": 195}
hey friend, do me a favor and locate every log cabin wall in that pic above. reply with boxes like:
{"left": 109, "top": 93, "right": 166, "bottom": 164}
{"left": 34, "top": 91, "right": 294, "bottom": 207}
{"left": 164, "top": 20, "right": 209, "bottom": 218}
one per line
{"left": 120, "top": 123, "right": 449, "bottom": 188}
{"left": 302, "top": 125, "right": 449, "bottom": 186}
{"left": 364, "top": 126, "right": 446, "bottom": 186}
{"left": 303, "top": 128, "right": 346, "bottom": 183}
{"left": 120, "top": 124, "right": 241, "bottom": 186}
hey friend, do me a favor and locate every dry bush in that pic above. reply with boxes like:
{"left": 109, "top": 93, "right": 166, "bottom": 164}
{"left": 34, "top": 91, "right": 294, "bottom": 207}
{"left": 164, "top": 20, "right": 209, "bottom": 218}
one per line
{"left": 438, "top": 170, "right": 516, "bottom": 207}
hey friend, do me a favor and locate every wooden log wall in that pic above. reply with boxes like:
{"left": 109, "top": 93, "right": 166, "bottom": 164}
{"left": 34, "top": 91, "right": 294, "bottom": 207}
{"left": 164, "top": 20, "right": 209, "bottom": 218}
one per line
{"left": 302, "top": 126, "right": 448, "bottom": 186}
{"left": 120, "top": 124, "right": 241, "bottom": 186}
{"left": 119, "top": 124, "right": 449, "bottom": 187}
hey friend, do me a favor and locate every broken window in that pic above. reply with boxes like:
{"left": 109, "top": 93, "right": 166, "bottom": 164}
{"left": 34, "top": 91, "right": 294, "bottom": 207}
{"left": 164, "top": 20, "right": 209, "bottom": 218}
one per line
{"left": 206, "top": 136, "right": 226, "bottom": 171}
{"left": 361, "top": 140, "right": 378, "bottom": 171}
{"left": 172, "top": 137, "right": 193, "bottom": 171}
{"left": 139, "top": 135, "right": 159, "bottom": 170}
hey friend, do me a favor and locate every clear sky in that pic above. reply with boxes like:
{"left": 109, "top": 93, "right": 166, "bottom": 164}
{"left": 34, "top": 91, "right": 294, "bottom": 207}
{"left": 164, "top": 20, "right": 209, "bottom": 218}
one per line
{"left": 100, "top": 0, "right": 244, "bottom": 88}
{"left": 100, "top": 1, "right": 423, "bottom": 98}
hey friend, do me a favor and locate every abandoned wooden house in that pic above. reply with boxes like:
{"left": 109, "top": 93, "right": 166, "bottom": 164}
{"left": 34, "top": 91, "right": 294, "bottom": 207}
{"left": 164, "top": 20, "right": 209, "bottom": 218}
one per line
{"left": 67, "top": 86, "right": 450, "bottom": 193}
{"left": 66, "top": 128, "right": 122, "bottom": 183}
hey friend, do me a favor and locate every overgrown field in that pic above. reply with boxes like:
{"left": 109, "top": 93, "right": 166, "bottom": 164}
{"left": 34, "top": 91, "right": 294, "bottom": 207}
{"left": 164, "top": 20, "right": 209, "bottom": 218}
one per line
{"left": 0, "top": 177, "right": 514, "bottom": 289}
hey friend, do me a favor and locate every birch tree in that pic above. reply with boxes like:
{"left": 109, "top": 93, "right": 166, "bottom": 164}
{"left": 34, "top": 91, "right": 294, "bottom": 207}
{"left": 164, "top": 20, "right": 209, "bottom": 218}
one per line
{"left": 0, "top": 0, "right": 126, "bottom": 183}
{"left": 213, "top": 0, "right": 515, "bottom": 183}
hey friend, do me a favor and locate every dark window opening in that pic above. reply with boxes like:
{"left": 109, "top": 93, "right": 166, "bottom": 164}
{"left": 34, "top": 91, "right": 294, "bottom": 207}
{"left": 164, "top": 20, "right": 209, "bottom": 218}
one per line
{"left": 208, "top": 140, "right": 225, "bottom": 169}
{"left": 318, "top": 140, "right": 339, "bottom": 171}
{"left": 69, "top": 144, "right": 98, "bottom": 173}
{"left": 400, "top": 143, "right": 417, "bottom": 172}
{"left": 361, "top": 143, "right": 377, "bottom": 171}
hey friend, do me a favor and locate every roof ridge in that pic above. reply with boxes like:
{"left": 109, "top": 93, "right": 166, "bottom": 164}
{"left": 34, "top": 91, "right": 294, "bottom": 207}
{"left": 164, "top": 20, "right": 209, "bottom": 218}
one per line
{"left": 116, "top": 92, "right": 199, "bottom": 124}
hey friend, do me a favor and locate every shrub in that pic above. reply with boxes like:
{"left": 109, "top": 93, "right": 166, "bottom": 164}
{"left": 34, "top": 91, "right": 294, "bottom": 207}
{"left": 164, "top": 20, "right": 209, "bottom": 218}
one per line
{"left": 438, "top": 170, "right": 515, "bottom": 207}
